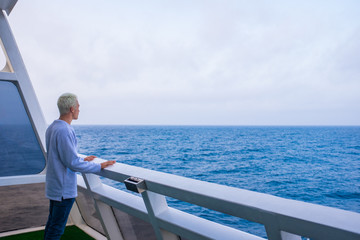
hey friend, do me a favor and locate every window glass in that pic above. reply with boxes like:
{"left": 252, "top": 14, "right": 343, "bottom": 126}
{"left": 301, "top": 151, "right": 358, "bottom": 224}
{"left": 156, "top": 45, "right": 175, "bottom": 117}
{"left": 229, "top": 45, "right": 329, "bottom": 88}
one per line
{"left": 0, "top": 81, "right": 45, "bottom": 176}
{"left": 76, "top": 187, "right": 105, "bottom": 235}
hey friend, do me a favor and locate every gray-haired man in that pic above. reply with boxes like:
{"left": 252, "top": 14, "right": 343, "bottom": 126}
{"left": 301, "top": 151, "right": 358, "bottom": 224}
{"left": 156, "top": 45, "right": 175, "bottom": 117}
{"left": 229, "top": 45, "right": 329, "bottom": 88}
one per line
{"left": 44, "top": 93, "right": 115, "bottom": 239}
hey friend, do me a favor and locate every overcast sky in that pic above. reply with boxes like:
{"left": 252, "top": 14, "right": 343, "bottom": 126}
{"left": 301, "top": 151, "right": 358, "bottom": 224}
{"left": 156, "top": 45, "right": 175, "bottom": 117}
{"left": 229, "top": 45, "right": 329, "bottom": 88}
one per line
{"left": 6, "top": 0, "right": 360, "bottom": 125}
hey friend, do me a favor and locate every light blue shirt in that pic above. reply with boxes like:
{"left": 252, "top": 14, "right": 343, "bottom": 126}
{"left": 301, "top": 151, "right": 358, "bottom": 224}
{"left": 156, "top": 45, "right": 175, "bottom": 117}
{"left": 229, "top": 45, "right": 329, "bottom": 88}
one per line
{"left": 45, "top": 120, "right": 101, "bottom": 201}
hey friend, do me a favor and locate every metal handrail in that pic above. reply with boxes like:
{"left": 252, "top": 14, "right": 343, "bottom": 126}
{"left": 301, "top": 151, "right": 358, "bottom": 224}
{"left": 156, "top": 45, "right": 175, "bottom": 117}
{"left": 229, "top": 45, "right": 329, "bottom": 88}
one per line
{"left": 79, "top": 157, "right": 360, "bottom": 240}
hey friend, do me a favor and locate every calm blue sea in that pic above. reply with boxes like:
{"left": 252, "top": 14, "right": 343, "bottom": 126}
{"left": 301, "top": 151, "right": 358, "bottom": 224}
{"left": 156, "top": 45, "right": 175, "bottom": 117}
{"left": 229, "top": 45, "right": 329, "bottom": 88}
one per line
{"left": 74, "top": 125, "right": 360, "bottom": 238}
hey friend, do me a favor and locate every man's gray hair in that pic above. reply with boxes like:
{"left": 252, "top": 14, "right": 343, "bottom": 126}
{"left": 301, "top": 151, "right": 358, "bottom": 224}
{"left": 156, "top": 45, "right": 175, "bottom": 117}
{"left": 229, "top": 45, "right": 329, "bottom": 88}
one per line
{"left": 57, "top": 93, "right": 78, "bottom": 116}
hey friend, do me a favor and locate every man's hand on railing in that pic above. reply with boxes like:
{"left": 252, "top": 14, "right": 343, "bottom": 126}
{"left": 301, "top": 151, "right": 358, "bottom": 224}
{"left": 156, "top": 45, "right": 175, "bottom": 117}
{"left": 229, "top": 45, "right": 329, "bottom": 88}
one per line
{"left": 83, "top": 155, "right": 116, "bottom": 169}
{"left": 84, "top": 155, "right": 97, "bottom": 161}
{"left": 101, "top": 160, "right": 116, "bottom": 169}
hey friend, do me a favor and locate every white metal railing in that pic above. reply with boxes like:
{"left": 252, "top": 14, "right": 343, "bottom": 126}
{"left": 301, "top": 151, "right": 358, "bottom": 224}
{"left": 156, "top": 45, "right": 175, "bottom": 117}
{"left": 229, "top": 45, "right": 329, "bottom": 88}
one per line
{"left": 78, "top": 157, "right": 360, "bottom": 240}
{"left": 0, "top": 174, "right": 45, "bottom": 187}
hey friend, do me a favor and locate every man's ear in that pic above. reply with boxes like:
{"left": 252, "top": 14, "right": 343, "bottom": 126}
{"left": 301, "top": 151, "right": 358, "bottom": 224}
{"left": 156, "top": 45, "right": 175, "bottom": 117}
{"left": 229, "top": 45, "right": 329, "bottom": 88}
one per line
{"left": 70, "top": 107, "right": 74, "bottom": 113}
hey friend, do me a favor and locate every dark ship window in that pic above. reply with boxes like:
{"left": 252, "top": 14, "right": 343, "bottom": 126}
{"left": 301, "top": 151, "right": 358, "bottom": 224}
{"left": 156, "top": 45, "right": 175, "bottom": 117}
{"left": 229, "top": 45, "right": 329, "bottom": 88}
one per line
{"left": 0, "top": 81, "right": 45, "bottom": 176}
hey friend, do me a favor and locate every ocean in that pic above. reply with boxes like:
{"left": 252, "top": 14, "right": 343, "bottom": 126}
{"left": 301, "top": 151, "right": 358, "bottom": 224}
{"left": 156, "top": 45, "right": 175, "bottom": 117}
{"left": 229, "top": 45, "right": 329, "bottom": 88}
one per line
{"left": 74, "top": 125, "right": 360, "bottom": 238}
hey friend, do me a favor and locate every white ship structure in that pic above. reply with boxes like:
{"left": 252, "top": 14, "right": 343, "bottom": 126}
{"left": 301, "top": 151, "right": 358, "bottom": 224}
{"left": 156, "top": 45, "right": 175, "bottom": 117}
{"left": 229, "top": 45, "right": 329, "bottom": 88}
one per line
{"left": 0, "top": 1, "right": 359, "bottom": 239}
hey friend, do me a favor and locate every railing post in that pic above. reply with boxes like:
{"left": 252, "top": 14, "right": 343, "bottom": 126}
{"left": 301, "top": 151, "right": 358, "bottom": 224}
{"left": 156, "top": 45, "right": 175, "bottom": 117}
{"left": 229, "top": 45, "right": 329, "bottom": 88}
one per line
{"left": 141, "top": 191, "right": 179, "bottom": 240}
{"left": 280, "top": 231, "right": 302, "bottom": 240}
{"left": 265, "top": 225, "right": 301, "bottom": 240}
{"left": 82, "top": 173, "right": 124, "bottom": 240}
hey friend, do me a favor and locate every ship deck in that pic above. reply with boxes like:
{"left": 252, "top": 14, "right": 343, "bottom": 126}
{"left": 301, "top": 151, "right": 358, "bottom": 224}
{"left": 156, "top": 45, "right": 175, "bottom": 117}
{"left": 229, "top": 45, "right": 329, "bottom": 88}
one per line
{"left": 0, "top": 226, "right": 94, "bottom": 240}
{"left": 0, "top": 183, "right": 95, "bottom": 240}
{"left": 0, "top": 183, "right": 48, "bottom": 234}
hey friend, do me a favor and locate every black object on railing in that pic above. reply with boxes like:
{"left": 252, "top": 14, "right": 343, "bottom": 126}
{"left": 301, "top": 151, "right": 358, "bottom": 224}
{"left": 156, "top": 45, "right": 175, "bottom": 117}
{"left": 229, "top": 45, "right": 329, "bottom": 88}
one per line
{"left": 124, "top": 177, "right": 147, "bottom": 193}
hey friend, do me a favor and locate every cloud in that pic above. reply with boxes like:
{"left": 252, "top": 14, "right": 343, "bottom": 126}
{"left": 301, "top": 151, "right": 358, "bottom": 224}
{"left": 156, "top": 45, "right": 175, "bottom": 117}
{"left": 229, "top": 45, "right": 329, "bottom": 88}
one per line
{"left": 8, "top": 0, "right": 360, "bottom": 125}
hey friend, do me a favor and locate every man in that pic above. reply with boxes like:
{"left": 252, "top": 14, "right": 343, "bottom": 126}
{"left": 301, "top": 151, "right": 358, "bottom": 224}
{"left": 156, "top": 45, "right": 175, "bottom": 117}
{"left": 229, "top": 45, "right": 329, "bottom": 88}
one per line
{"left": 44, "top": 93, "right": 115, "bottom": 240}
